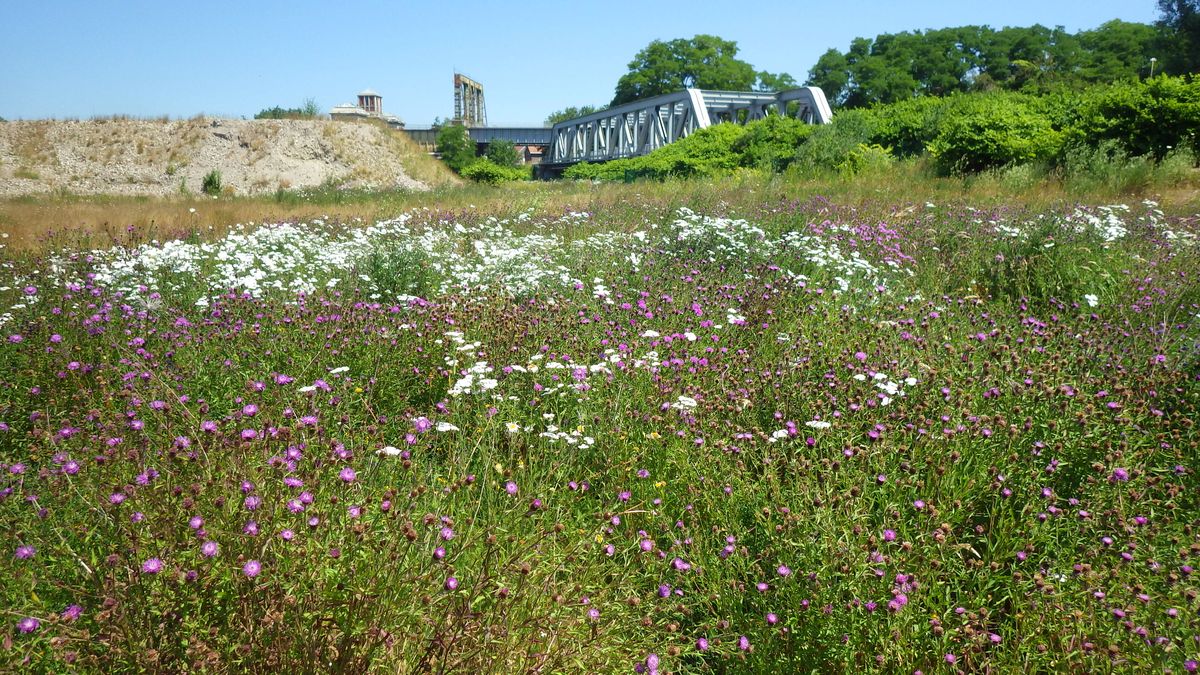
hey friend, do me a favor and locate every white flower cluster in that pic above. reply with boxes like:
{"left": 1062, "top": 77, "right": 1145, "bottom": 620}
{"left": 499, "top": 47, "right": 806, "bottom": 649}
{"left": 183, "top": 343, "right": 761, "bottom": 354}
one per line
{"left": 852, "top": 372, "right": 918, "bottom": 406}
{"left": 1065, "top": 204, "right": 1130, "bottom": 243}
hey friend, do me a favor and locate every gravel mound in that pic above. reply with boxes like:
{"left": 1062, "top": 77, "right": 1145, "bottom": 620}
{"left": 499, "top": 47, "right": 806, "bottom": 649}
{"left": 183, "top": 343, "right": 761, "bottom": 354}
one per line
{"left": 0, "top": 117, "right": 430, "bottom": 197}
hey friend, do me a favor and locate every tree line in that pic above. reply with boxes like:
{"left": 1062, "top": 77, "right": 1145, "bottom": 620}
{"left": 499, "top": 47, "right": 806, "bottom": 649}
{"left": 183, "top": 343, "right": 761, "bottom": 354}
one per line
{"left": 544, "top": 2, "right": 1197, "bottom": 124}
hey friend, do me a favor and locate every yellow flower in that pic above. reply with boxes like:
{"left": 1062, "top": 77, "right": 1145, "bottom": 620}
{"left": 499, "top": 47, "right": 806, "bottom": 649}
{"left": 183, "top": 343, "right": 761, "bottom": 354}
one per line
{"left": 595, "top": 533, "right": 604, "bottom": 543}
{"left": 649, "top": 431, "right": 661, "bottom": 440}
{"left": 494, "top": 463, "right": 504, "bottom": 474}
{"left": 354, "top": 387, "right": 364, "bottom": 394}
{"left": 655, "top": 481, "right": 666, "bottom": 488}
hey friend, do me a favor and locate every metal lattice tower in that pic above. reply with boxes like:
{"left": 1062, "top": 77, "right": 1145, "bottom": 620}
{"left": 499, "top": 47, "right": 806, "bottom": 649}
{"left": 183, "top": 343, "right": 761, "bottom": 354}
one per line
{"left": 453, "top": 73, "right": 487, "bottom": 128}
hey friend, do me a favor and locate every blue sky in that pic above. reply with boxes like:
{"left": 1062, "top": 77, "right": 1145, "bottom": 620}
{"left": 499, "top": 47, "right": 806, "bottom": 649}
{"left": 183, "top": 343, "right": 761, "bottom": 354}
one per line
{"left": 0, "top": 0, "right": 1160, "bottom": 126}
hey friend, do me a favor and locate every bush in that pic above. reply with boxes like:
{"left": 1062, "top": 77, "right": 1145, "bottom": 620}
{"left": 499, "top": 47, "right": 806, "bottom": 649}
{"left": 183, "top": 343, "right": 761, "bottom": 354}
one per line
{"left": 864, "top": 95, "right": 946, "bottom": 158}
{"left": 733, "top": 115, "right": 816, "bottom": 172}
{"left": 254, "top": 98, "right": 321, "bottom": 120}
{"left": 436, "top": 125, "right": 478, "bottom": 173}
{"left": 926, "top": 94, "right": 1061, "bottom": 174}
{"left": 201, "top": 170, "right": 222, "bottom": 196}
{"left": 837, "top": 143, "right": 895, "bottom": 176}
{"left": 484, "top": 139, "right": 521, "bottom": 168}
{"left": 790, "top": 110, "right": 876, "bottom": 176}
{"left": 461, "top": 159, "right": 529, "bottom": 185}
{"left": 1067, "top": 76, "right": 1200, "bottom": 162}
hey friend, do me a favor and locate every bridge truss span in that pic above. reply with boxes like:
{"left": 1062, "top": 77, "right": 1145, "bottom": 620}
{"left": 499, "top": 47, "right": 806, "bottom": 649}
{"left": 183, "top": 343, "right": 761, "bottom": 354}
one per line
{"left": 547, "top": 87, "right": 831, "bottom": 167}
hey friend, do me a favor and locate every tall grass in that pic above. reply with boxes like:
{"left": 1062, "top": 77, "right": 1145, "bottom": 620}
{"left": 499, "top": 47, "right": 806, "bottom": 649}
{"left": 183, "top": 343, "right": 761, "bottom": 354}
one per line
{"left": 0, "top": 182, "right": 1197, "bottom": 671}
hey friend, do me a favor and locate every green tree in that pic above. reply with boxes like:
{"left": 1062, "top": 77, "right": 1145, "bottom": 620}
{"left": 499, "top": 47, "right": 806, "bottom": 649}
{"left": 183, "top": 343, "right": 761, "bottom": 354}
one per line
{"left": 806, "top": 49, "right": 851, "bottom": 105}
{"left": 1076, "top": 21, "right": 1158, "bottom": 82}
{"left": 485, "top": 139, "right": 521, "bottom": 167}
{"left": 544, "top": 105, "right": 600, "bottom": 126}
{"left": 1157, "top": 0, "right": 1200, "bottom": 73}
{"left": 611, "top": 35, "right": 758, "bottom": 105}
{"left": 254, "top": 99, "right": 322, "bottom": 120}
{"left": 436, "top": 124, "right": 476, "bottom": 173}
{"left": 754, "top": 70, "right": 798, "bottom": 92}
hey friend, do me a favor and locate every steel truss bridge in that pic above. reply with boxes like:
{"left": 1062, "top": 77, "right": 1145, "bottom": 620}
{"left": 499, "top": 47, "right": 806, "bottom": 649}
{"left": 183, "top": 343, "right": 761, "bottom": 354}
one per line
{"left": 545, "top": 87, "right": 831, "bottom": 168}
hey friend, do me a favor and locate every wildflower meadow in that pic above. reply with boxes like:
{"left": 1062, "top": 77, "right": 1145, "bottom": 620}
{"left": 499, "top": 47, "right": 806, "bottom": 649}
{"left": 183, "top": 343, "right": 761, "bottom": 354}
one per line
{"left": 1, "top": 190, "right": 1197, "bottom": 672}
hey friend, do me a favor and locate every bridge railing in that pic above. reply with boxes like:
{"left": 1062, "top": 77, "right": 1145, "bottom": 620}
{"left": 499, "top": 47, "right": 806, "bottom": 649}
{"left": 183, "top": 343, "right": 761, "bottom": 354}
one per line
{"left": 547, "top": 87, "right": 831, "bottom": 167}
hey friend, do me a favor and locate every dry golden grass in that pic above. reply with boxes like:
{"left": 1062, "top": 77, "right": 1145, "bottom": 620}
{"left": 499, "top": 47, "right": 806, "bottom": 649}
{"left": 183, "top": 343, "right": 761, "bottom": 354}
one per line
{"left": 1, "top": 161, "right": 1195, "bottom": 253}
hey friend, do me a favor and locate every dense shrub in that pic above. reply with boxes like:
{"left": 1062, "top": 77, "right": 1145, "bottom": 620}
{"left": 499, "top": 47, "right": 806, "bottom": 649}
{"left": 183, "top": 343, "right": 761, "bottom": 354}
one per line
{"left": 926, "top": 94, "right": 1062, "bottom": 173}
{"left": 732, "top": 115, "right": 815, "bottom": 172}
{"left": 1067, "top": 77, "right": 1200, "bottom": 162}
{"left": 790, "top": 109, "right": 878, "bottom": 176}
{"left": 863, "top": 95, "right": 945, "bottom": 158}
{"left": 562, "top": 76, "right": 1200, "bottom": 182}
{"left": 484, "top": 139, "right": 522, "bottom": 168}
{"left": 436, "top": 125, "right": 478, "bottom": 173}
{"left": 461, "top": 159, "right": 529, "bottom": 185}
{"left": 254, "top": 99, "right": 321, "bottom": 120}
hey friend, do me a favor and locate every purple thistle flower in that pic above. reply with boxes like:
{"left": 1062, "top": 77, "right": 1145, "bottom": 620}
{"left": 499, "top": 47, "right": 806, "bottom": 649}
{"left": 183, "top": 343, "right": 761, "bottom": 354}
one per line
{"left": 243, "top": 560, "right": 261, "bottom": 577}
{"left": 696, "top": 637, "right": 709, "bottom": 651}
{"left": 14, "top": 545, "right": 35, "bottom": 559}
{"left": 60, "top": 604, "right": 83, "bottom": 622}
{"left": 505, "top": 481, "right": 518, "bottom": 496}
{"left": 339, "top": 466, "right": 357, "bottom": 483}
{"left": 17, "top": 617, "right": 39, "bottom": 633}
{"left": 444, "top": 576, "right": 459, "bottom": 591}
{"left": 201, "top": 541, "right": 219, "bottom": 558}
{"left": 141, "top": 557, "right": 163, "bottom": 574}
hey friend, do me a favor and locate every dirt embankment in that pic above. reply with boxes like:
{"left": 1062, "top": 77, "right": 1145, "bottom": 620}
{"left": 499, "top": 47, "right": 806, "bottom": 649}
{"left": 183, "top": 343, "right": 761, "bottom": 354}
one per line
{"left": 0, "top": 117, "right": 452, "bottom": 197}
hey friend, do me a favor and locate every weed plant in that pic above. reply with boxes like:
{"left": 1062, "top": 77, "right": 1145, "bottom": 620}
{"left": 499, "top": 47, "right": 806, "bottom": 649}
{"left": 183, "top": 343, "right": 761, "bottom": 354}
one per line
{"left": 0, "top": 184, "right": 1197, "bottom": 672}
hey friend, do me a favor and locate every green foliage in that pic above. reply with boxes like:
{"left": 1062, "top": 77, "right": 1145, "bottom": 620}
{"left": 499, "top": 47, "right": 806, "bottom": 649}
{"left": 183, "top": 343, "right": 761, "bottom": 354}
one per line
{"left": 612, "top": 35, "right": 793, "bottom": 105}
{"left": 254, "top": 98, "right": 322, "bottom": 120}
{"left": 733, "top": 115, "right": 816, "bottom": 171}
{"left": 1157, "top": 0, "right": 1200, "bottom": 73}
{"left": 565, "top": 123, "right": 748, "bottom": 181}
{"left": 436, "top": 124, "right": 477, "bottom": 173}
{"left": 1067, "top": 76, "right": 1200, "bottom": 162}
{"left": 1060, "top": 141, "right": 1196, "bottom": 194}
{"left": 808, "top": 22, "right": 1159, "bottom": 107}
{"left": 863, "top": 95, "right": 945, "bottom": 158}
{"left": 545, "top": 105, "right": 600, "bottom": 126}
{"left": 460, "top": 159, "right": 529, "bottom": 185}
{"left": 927, "top": 95, "right": 1062, "bottom": 174}
{"left": 201, "top": 169, "right": 222, "bottom": 196}
{"left": 790, "top": 110, "right": 878, "bottom": 176}
{"left": 484, "top": 139, "right": 521, "bottom": 168}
